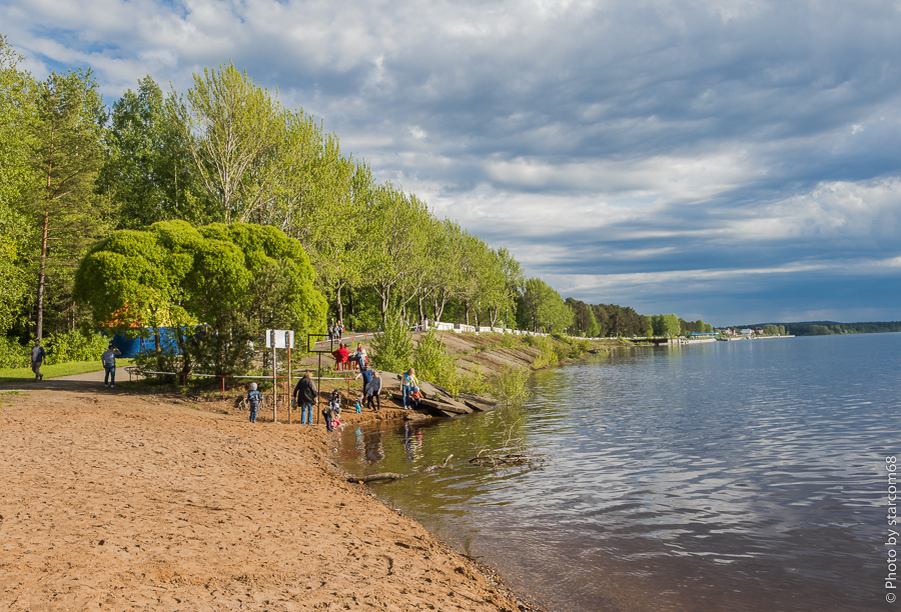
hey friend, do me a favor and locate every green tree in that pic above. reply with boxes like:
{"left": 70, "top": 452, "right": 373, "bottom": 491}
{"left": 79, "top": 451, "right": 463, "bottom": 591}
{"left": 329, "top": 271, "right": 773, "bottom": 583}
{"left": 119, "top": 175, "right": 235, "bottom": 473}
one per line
{"left": 170, "top": 61, "right": 286, "bottom": 224}
{"left": 100, "top": 75, "right": 203, "bottom": 229}
{"left": 27, "top": 69, "right": 106, "bottom": 339}
{"left": 363, "top": 184, "right": 431, "bottom": 323}
{"left": 565, "top": 298, "right": 600, "bottom": 337}
{"left": 74, "top": 220, "right": 327, "bottom": 375}
{"left": 0, "top": 35, "right": 35, "bottom": 335}
{"left": 516, "top": 278, "right": 574, "bottom": 333}
{"left": 651, "top": 314, "right": 681, "bottom": 337}
{"left": 422, "top": 220, "right": 467, "bottom": 323}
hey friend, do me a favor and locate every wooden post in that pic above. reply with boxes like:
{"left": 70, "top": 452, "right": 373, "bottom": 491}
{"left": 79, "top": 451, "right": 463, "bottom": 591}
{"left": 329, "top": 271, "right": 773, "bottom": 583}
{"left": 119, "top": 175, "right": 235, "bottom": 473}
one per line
{"left": 316, "top": 339, "right": 321, "bottom": 425}
{"left": 271, "top": 330, "right": 277, "bottom": 423}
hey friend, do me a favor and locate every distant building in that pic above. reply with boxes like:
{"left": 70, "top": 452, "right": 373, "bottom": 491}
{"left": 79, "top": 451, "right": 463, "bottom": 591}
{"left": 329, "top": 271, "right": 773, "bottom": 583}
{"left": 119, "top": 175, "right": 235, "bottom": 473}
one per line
{"left": 688, "top": 332, "right": 716, "bottom": 338}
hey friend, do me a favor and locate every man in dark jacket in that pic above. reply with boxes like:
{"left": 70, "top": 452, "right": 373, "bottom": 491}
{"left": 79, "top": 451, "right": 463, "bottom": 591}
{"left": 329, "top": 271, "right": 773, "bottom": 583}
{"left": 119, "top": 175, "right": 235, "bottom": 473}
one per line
{"left": 292, "top": 371, "right": 317, "bottom": 425}
{"left": 30, "top": 340, "right": 46, "bottom": 381}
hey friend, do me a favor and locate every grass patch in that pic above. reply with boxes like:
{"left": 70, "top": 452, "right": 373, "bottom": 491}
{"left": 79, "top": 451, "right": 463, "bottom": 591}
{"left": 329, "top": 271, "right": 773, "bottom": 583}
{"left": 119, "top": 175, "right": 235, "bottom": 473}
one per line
{"left": 0, "top": 359, "right": 135, "bottom": 384}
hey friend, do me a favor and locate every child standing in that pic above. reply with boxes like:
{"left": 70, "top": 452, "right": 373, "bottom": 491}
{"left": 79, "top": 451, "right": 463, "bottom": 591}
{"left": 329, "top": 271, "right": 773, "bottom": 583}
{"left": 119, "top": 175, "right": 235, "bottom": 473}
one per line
{"left": 323, "top": 390, "right": 342, "bottom": 431}
{"left": 247, "top": 383, "right": 262, "bottom": 423}
{"left": 330, "top": 390, "right": 342, "bottom": 428}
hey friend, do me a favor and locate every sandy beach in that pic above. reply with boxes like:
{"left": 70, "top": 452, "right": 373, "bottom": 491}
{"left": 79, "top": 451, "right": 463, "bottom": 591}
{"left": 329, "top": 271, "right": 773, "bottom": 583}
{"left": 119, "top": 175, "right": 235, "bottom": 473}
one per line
{"left": 0, "top": 380, "right": 537, "bottom": 611}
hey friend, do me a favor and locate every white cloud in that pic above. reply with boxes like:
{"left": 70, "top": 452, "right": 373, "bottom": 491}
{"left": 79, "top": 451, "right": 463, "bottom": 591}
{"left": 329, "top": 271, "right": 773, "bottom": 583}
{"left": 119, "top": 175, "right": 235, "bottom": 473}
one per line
{"left": 4, "top": 0, "right": 901, "bottom": 321}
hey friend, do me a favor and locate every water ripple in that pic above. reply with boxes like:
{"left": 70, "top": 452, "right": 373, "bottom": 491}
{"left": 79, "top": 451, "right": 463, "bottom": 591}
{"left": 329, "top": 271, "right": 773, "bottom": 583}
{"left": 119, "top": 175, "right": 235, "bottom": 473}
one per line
{"left": 337, "top": 333, "right": 900, "bottom": 612}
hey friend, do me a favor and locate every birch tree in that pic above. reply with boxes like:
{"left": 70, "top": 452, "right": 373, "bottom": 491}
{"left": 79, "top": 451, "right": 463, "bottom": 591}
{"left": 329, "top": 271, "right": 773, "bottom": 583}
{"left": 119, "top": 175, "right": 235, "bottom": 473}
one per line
{"left": 171, "top": 62, "right": 285, "bottom": 224}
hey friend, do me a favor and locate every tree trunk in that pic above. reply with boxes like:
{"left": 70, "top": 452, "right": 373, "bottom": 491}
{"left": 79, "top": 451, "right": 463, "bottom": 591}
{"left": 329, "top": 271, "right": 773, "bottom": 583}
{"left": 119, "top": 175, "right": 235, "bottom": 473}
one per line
{"left": 348, "top": 287, "right": 355, "bottom": 327}
{"left": 35, "top": 213, "right": 50, "bottom": 341}
{"left": 379, "top": 286, "right": 391, "bottom": 324}
{"left": 336, "top": 285, "right": 344, "bottom": 325}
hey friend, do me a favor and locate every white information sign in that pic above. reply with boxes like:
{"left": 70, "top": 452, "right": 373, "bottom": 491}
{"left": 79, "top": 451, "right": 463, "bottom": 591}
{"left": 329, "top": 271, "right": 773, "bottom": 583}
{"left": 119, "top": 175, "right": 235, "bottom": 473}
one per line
{"left": 264, "top": 329, "right": 295, "bottom": 348}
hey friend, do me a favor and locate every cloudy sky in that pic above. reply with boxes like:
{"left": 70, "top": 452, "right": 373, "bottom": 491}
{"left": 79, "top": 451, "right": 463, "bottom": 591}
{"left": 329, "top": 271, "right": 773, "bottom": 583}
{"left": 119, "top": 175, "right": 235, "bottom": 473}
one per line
{"left": 4, "top": 0, "right": 901, "bottom": 325}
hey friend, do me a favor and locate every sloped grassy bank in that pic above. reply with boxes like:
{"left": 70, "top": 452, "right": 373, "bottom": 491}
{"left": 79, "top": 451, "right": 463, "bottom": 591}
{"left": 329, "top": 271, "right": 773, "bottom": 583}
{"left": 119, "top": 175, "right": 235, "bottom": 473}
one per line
{"left": 404, "top": 330, "right": 625, "bottom": 405}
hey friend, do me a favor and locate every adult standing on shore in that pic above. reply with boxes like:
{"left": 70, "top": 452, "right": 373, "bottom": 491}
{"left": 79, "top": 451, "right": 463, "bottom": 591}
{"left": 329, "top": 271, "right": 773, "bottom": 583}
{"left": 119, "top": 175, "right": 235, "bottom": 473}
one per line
{"left": 365, "top": 371, "right": 382, "bottom": 412}
{"left": 354, "top": 363, "right": 373, "bottom": 405}
{"left": 30, "top": 340, "right": 46, "bottom": 381}
{"left": 402, "top": 367, "right": 420, "bottom": 410}
{"left": 292, "top": 371, "right": 317, "bottom": 425}
{"left": 101, "top": 344, "right": 121, "bottom": 388}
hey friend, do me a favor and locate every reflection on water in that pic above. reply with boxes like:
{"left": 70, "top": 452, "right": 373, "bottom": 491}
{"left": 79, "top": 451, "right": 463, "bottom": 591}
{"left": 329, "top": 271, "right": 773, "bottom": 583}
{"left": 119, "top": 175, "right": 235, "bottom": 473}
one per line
{"left": 336, "top": 334, "right": 900, "bottom": 611}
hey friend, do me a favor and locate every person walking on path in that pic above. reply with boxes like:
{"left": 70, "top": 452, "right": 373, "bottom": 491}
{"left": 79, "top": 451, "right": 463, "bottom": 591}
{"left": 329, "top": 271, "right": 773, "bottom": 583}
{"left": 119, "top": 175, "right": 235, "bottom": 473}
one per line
{"left": 402, "top": 367, "right": 421, "bottom": 410}
{"left": 101, "top": 344, "right": 121, "bottom": 388}
{"left": 365, "top": 370, "right": 383, "bottom": 412}
{"left": 292, "top": 371, "right": 317, "bottom": 425}
{"left": 247, "top": 383, "right": 263, "bottom": 423}
{"left": 30, "top": 340, "right": 46, "bottom": 381}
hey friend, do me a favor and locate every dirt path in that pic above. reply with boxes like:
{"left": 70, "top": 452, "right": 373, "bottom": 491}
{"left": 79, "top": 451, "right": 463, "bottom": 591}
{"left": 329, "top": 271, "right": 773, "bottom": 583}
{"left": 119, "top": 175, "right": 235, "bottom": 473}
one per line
{"left": 0, "top": 387, "right": 533, "bottom": 611}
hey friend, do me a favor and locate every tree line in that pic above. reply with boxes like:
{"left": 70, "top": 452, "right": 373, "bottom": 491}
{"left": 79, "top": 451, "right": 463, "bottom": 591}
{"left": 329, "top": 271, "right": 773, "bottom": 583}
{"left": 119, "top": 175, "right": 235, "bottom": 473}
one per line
{"left": 565, "top": 298, "right": 713, "bottom": 337}
{"left": 2, "top": 34, "right": 726, "bottom": 366}
{"left": 761, "top": 322, "right": 901, "bottom": 336}
{"left": 0, "top": 36, "right": 588, "bottom": 355}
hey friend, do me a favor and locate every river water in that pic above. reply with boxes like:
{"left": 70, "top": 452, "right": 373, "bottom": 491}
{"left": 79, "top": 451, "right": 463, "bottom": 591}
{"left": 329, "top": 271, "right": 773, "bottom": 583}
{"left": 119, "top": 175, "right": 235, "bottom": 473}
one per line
{"left": 335, "top": 333, "right": 900, "bottom": 611}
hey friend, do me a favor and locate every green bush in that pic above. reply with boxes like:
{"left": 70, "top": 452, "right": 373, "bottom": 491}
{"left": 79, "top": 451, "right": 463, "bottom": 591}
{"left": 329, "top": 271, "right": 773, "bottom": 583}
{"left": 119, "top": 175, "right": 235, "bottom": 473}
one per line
{"left": 413, "top": 329, "right": 460, "bottom": 394}
{"left": 44, "top": 329, "right": 109, "bottom": 365}
{"left": 0, "top": 331, "right": 111, "bottom": 368}
{"left": 458, "top": 367, "right": 489, "bottom": 396}
{"left": 370, "top": 313, "right": 413, "bottom": 374}
{"left": 500, "top": 333, "right": 519, "bottom": 349}
{"left": 0, "top": 337, "right": 28, "bottom": 369}
{"left": 494, "top": 365, "right": 530, "bottom": 405}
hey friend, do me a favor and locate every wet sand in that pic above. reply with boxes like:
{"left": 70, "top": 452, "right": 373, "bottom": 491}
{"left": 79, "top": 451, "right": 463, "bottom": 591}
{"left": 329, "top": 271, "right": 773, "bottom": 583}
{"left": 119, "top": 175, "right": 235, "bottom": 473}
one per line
{"left": 0, "top": 384, "right": 535, "bottom": 611}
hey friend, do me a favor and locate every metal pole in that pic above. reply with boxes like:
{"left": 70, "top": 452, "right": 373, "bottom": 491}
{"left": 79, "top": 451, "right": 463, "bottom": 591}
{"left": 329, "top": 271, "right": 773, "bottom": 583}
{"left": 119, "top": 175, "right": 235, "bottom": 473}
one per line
{"left": 287, "top": 330, "right": 292, "bottom": 425}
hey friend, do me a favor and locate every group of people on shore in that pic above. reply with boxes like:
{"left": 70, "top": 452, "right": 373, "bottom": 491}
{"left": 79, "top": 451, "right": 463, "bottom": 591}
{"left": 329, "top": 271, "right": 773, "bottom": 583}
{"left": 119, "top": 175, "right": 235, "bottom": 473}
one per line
{"left": 244, "top": 333, "right": 425, "bottom": 427}
{"left": 246, "top": 366, "right": 422, "bottom": 427}
{"left": 244, "top": 363, "right": 387, "bottom": 428}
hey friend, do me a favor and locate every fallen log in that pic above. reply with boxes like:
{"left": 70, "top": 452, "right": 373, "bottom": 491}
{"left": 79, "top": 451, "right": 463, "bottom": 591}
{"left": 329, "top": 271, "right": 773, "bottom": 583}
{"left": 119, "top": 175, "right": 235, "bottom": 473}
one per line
{"left": 467, "top": 453, "right": 545, "bottom": 468}
{"left": 349, "top": 454, "right": 453, "bottom": 483}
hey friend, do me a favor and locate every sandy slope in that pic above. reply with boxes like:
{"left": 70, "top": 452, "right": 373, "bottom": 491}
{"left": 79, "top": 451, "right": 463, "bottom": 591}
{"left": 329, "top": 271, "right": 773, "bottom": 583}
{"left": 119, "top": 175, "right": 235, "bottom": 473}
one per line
{"left": 0, "top": 386, "right": 534, "bottom": 611}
